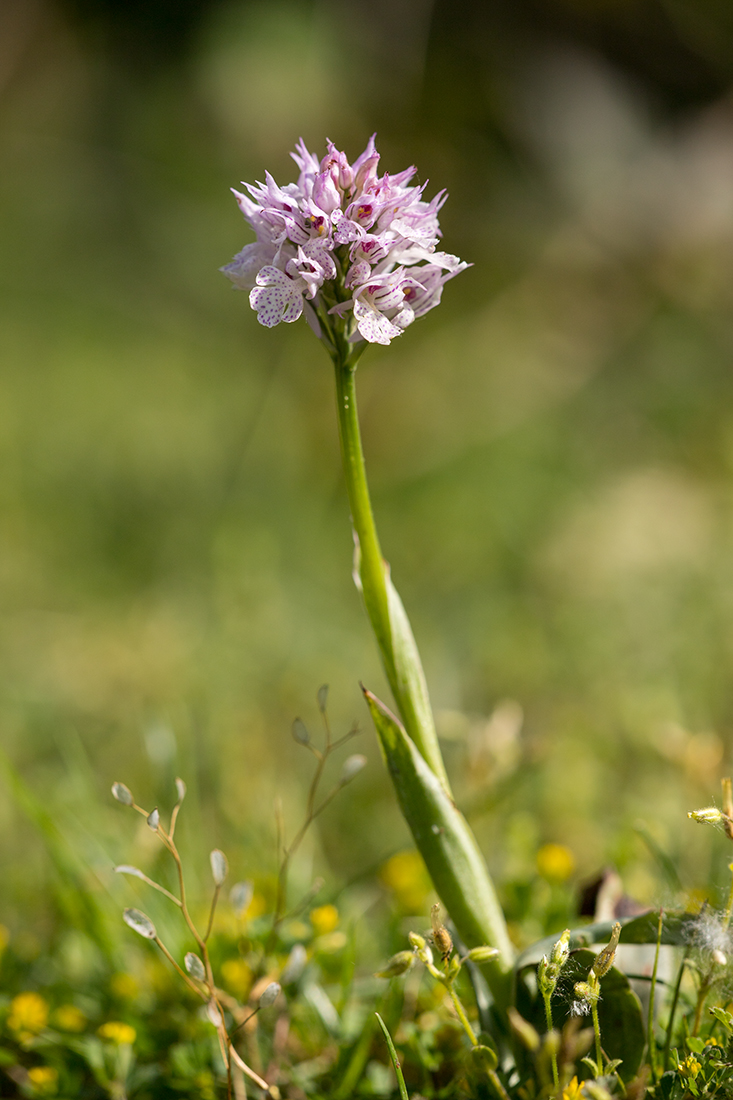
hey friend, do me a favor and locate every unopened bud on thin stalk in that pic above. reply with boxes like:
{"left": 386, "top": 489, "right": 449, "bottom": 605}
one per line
{"left": 112, "top": 782, "right": 134, "bottom": 806}
{"left": 375, "top": 951, "right": 414, "bottom": 979}
{"left": 259, "top": 982, "right": 280, "bottom": 1008}
{"left": 146, "top": 808, "right": 159, "bottom": 831}
{"left": 123, "top": 908, "right": 156, "bottom": 940}
{"left": 539, "top": 928, "right": 570, "bottom": 996}
{"left": 210, "top": 849, "right": 228, "bottom": 886}
{"left": 184, "top": 952, "right": 206, "bottom": 981}
{"left": 340, "top": 754, "right": 367, "bottom": 785}
{"left": 593, "top": 922, "right": 621, "bottom": 978}
{"left": 317, "top": 684, "right": 329, "bottom": 713}
{"left": 292, "top": 718, "right": 310, "bottom": 746}
{"left": 175, "top": 777, "right": 187, "bottom": 802}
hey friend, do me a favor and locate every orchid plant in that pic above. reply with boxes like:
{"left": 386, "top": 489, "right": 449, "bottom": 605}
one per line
{"left": 219, "top": 139, "right": 729, "bottom": 1097}
{"left": 221, "top": 135, "right": 515, "bottom": 1004}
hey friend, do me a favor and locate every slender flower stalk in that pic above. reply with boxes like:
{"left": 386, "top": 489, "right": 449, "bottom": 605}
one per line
{"left": 221, "top": 135, "right": 514, "bottom": 991}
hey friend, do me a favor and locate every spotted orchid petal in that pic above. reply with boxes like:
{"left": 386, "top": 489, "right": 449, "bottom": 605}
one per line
{"left": 249, "top": 267, "right": 304, "bottom": 327}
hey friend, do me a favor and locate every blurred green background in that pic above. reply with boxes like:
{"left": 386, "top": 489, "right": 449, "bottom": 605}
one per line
{"left": 3, "top": 0, "right": 733, "bottom": 950}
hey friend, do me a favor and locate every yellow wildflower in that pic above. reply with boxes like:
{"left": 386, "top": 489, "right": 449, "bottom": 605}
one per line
{"left": 380, "top": 850, "right": 431, "bottom": 911}
{"left": 7, "top": 992, "right": 49, "bottom": 1035}
{"left": 678, "top": 1055, "right": 701, "bottom": 1078}
{"left": 310, "top": 904, "right": 339, "bottom": 936}
{"left": 110, "top": 972, "right": 138, "bottom": 1001}
{"left": 562, "top": 1076, "right": 584, "bottom": 1100}
{"left": 536, "top": 843, "right": 576, "bottom": 883}
{"left": 221, "top": 958, "right": 252, "bottom": 999}
{"left": 53, "top": 1004, "right": 86, "bottom": 1032}
{"left": 27, "top": 1066, "right": 58, "bottom": 1095}
{"left": 98, "top": 1021, "right": 136, "bottom": 1045}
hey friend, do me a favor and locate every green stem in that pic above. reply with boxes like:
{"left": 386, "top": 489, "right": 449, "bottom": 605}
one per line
{"left": 647, "top": 908, "right": 663, "bottom": 1084}
{"left": 448, "top": 984, "right": 478, "bottom": 1046}
{"left": 591, "top": 1001, "right": 603, "bottom": 1077}
{"left": 543, "top": 992, "right": 559, "bottom": 1089}
{"left": 332, "top": 360, "right": 392, "bottom": 666}
{"left": 664, "top": 948, "right": 688, "bottom": 1071}
{"left": 332, "top": 355, "right": 450, "bottom": 791}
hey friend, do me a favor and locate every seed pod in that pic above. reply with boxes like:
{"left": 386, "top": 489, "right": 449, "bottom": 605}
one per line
{"left": 112, "top": 782, "right": 134, "bottom": 806}
{"left": 185, "top": 952, "right": 206, "bottom": 981}
{"left": 123, "top": 908, "right": 156, "bottom": 940}
{"left": 210, "top": 849, "right": 228, "bottom": 886}
{"left": 292, "top": 718, "right": 310, "bottom": 746}
{"left": 340, "top": 754, "right": 367, "bottom": 785}
{"left": 259, "top": 982, "right": 280, "bottom": 1008}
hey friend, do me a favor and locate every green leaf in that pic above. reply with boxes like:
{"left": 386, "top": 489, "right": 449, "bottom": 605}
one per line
{"left": 710, "top": 1006, "right": 733, "bottom": 1030}
{"left": 384, "top": 572, "right": 450, "bottom": 793}
{"left": 375, "top": 1013, "right": 409, "bottom": 1100}
{"left": 515, "top": 910, "right": 697, "bottom": 972}
{"left": 363, "top": 687, "right": 514, "bottom": 1001}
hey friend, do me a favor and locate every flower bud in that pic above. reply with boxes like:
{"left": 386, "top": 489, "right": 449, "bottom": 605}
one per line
{"left": 689, "top": 807, "right": 724, "bottom": 825}
{"left": 593, "top": 922, "right": 621, "bottom": 978}
{"left": 409, "top": 932, "right": 426, "bottom": 951}
{"left": 375, "top": 951, "right": 414, "bottom": 979}
{"left": 712, "top": 949, "right": 727, "bottom": 967}
{"left": 465, "top": 946, "right": 500, "bottom": 964}
{"left": 550, "top": 928, "right": 570, "bottom": 969}
{"left": 111, "top": 782, "right": 133, "bottom": 806}
{"left": 259, "top": 982, "right": 281, "bottom": 1009}
{"left": 574, "top": 980, "right": 599, "bottom": 1007}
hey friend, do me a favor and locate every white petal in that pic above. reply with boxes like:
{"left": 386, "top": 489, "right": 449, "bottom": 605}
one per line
{"left": 353, "top": 299, "right": 401, "bottom": 345}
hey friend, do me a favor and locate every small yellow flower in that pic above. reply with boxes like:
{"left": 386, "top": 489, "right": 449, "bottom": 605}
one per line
{"left": 380, "top": 850, "right": 431, "bottom": 911}
{"left": 27, "top": 1066, "right": 58, "bottom": 1095}
{"left": 246, "top": 893, "right": 268, "bottom": 919}
{"left": 536, "top": 843, "right": 576, "bottom": 883}
{"left": 221, "top": 958, "right": 252, "bottom": 999}
{"left": 7, "top": 992, "right": 49, "bottom": 1035}
{"left": 678, "top": 1055, "right": 701, "bottom": 1078}
{"left": 53, "top": 1004, "right": 86, "bottom": 1032}
{"left": 98, "top": 1021, "right": 136, "bottom": 1045}
{"left": 562, "top": 1076, "right": 584, "bottom": 1100}
{"left": 110, "top": 972, "right": 138, "bottom": 1001}
{"left": 310, "top": 904, "right": 339, "bottom": 936}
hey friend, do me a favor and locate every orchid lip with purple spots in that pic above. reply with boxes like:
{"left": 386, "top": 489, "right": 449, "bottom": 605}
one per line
{"left": 221, "top": 136, "right": 469, "bottom": 348}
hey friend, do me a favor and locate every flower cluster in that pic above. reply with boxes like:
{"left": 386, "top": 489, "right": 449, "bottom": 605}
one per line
{"left": 221, "top": 136, "right": 468, "bottom": 347}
